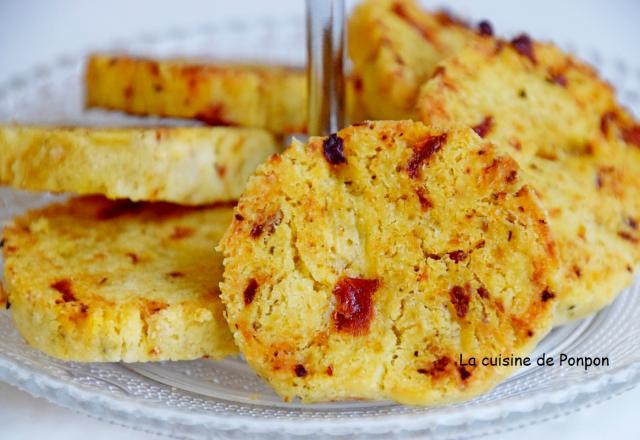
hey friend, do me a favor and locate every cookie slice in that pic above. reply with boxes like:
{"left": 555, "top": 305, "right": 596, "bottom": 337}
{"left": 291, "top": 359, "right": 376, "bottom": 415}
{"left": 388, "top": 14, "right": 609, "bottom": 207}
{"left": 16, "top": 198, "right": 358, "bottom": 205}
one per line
{"left": 2, "top": 196, "right": 237, "bottom": 362}
{"left": 86, "top": 55, "right": 308, "bottom": 134}
{"left": 0, "top": 125, "right": 279, "bottom": 205}
{"left": 219, "top": 121, "right": 559, "bottom": 405}
{"left": 348, "top": 0, "right": 482, "bottom": 120}
{"left": 86, "top": 55, "right": 367, "bottom": 134}
{"left": 417, "top": 38, "right": 640, "bottom": 323}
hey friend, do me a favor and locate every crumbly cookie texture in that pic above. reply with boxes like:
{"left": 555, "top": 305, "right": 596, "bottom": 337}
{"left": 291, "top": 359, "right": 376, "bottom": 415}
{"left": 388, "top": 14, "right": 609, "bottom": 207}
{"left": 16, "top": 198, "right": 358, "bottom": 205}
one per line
{"left": 219, "top": 121, "right": 559, "bottom": 405}
{"left": 418, "top": 38, "right": 640, "bottom": 323}
{"left": 0, "top": 125, "right": 279, "bottom": 205}
{"left": 85, "top": 55, "right": 366, "bottom": 134}
{"left": 2, "top": 196, "right": 238, "bottom": 362}
{"left": 348, "top": 0, "right": 482, "bottom": 120}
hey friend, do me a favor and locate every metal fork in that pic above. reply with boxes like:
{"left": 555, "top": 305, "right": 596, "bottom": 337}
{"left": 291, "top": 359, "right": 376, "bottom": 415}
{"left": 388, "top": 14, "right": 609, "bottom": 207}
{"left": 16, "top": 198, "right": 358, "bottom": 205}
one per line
{"left": 306, "top": 0, "right": 346, "bottom": 136}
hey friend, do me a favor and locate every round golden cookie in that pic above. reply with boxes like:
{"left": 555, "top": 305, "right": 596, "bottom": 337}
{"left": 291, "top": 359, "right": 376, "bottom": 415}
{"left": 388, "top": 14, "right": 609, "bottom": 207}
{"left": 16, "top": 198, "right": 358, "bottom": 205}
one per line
{"left": 348, "top": 0, "right": 481, "bottom": 120}
{"left": 219, "top": 121, "right": 559, "bottom": 405}
{"left": 1, "top": 196, "right": 237, "bottom": 362}
{"left": 0, "top": 125, "right": 279, "bottom": 205}
{"left": 85, "top": 55, "right": 367, "bottom": 134}
{"left": 85, "top": 55, "right": 309, "bottom": 134}
{"left": 417, "top": 37, "right": 640, "bottom": 323}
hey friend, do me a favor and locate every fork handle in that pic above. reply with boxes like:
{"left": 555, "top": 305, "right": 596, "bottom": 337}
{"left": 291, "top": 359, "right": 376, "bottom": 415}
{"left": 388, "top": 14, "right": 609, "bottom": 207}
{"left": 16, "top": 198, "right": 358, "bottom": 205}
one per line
{"left": 306, "top": 0, "right": 346, "bottom": 136}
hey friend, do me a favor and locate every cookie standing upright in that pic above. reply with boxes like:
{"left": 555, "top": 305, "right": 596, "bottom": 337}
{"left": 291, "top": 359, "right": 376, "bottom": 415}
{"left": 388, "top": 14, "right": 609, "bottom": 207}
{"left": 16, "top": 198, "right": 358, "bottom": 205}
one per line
{"left": 348, "top": 0, "right": 482, "bottom": 120}
{"left": 219, "top": 121, "right": 559, "bottom": 405}
{"left": 417, "top": 38, "right": 640, "bottom": 323}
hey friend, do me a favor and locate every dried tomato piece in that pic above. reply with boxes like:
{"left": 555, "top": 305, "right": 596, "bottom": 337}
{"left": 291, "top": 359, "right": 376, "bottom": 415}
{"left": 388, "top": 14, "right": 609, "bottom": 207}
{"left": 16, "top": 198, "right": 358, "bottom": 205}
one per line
{"left": 458, "top": 365, "right": 472, "bottom": 380}
{"left": 243, "top": 279, "right": 259, "bottom": 306}
{"left": 406, "top": 134, "right": 448, "bottom": 179}
{"left": 415, "top": 188, "right": 433, "bottom": 211}
{"left": 323, "top": 133, "right": 347, "bottom": 165}
{"left": 332, "top": 277, "right": 379, "bottom": 335}
{"left": 51, "top": 279, "right": 76, "bottom": 302}
{"left": 477, "top": 20, "right": 493, "bottom": 36}
{"left": 510, "top": 34, "right": 536, "bottom": 64}
{"left": 472, "top": 116, "right": 493, "bottom": 138}
{"left": 417, "top": 356, "right": 451, "bottom": 379}
{"left": 249, "top": 211, "right": 283, "bottom": 239}
{"left": 250, "top": 224, "right": 263, "bottom": 238}
{"left": 195, "top": 104, "right": 232, "bottom": 126}
{"left": 447, "top": 250, "right": 467, "bottom": 263}
{"left": 541, "top": 289, "right": 556, "bottom": 302}
{"left": 477, "top": 286, "right": 490, "bottom": 299}
{"left": 549, "top": 73, "right": 567, "bottom": 86}
{"left": 618, "top": 231, "right": 639, "bottom": 243}
{"left": 600, "top": 111, "right": 618, "bottom": 135}
{"left": 506, "top": 170, "right": 518, "bottom": 183}
{"left": 622, "top": 125, "right": 640, "bottom": 148}
{"left": 449, "top": 285, "right": 470, "bottom": 318}
{"left": 294, "top": 364, "right": 308, "bottom": 377}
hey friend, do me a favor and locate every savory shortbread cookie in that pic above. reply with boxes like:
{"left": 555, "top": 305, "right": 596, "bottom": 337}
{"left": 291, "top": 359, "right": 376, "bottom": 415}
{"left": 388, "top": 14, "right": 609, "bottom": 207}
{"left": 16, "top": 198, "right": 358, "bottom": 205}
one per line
{"left": 2, "top": 196, "right": 238, "bottom": 362}
{"left": 219, "top": 121, "right": 559, "bottom": 405}
{"left": 85, "top": 55, "right": 366, "bottom": 134}
{"left": 418, "top": 38, "right": 640, "bottom": 323}
{"left": 86, "top": 55, "right": 308, "bottom": 134}
{"left": 348, "top": 0, "right": 482, "bottom": 120}
{"left": 0, "top": 125, "right": 278, "bottom": 205}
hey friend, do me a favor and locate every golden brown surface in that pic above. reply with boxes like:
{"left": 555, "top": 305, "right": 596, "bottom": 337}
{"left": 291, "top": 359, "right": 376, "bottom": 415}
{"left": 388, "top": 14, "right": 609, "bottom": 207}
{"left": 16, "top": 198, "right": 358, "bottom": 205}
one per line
{"left": 348, "top": 0, "right": 481, "bottom": 120}
{"left": 86, "top": 55, "right": 308, "bottom": 134}
{"left": 418, "top": 38, "right": 640, "bottom": 323}
{"left": 2, "top": 196, "right": 238, "bottom": 362}
{"left": 219, "top": 121, "right": 559, "bottom": 405}
{"left": 0, "top": 125, "right": 279, "bottom": 205}
{"left": 86, "top": 55, "right": 366, "bottom": 134}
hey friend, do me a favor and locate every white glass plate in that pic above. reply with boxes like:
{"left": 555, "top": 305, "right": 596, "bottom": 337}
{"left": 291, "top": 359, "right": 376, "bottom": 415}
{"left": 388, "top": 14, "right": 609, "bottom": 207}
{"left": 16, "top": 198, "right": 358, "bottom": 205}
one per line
{"left": 1, "top": 17, "right": 640, "bottom": 440}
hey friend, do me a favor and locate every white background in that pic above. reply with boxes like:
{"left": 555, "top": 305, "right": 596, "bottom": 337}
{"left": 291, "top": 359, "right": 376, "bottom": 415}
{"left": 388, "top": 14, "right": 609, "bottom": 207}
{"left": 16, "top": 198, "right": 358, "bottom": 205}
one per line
{"left": 0, "top": 0, "right": 639, "bottom": 439}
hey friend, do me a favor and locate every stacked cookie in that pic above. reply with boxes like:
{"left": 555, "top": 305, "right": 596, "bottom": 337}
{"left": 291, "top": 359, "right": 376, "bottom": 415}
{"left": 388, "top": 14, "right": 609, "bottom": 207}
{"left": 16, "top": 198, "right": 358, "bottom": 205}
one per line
{"left": 1, "top": 0, "right": 639, "bottom": 406}
{"left": 0, "top": 126, "right": 279, "bottom": 362}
